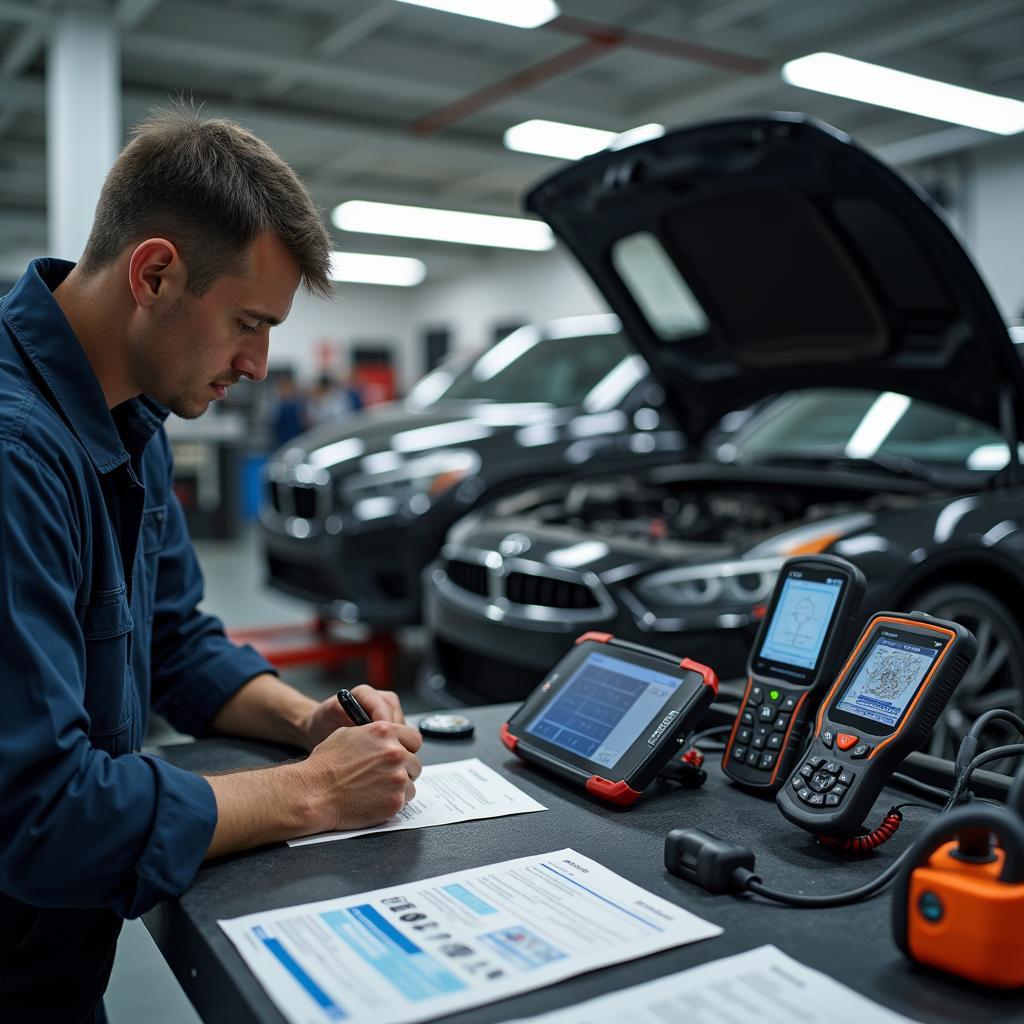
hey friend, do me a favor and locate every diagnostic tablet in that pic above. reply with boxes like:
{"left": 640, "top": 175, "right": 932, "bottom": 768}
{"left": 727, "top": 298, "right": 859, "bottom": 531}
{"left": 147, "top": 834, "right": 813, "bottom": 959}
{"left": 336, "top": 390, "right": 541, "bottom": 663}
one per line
{"left": 501, "top": 632, "right": 718, "bottom": 805}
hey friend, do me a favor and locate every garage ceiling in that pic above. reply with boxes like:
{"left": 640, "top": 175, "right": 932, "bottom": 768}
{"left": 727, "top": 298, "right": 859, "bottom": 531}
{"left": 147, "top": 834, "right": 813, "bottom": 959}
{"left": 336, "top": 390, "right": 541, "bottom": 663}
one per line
{"left": 1, "top": 0, "right": 1023, "bottom": 273}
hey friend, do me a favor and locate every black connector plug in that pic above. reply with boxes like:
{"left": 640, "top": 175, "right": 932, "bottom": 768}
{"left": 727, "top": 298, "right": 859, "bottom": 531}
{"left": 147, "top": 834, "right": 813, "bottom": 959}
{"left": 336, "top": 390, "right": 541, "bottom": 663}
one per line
{"left": 664, "top": 828, "right": 757, "bottom": 894}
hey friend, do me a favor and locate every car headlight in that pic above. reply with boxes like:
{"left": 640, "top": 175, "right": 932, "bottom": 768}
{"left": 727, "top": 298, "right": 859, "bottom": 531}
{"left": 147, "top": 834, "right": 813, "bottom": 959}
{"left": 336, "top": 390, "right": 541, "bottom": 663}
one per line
{"left": 635, "top": 557, "right": 785, "bottom": 609}
{"left": 339, "top": 449, "right": 480, "bottom": 509}
{"left": 634, "top": 513, "right": 876, "bottom": 610}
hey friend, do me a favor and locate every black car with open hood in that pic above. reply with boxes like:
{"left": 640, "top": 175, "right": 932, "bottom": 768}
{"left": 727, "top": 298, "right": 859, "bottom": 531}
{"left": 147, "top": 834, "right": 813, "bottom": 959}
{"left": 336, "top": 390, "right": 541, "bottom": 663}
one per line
{"left": 422, "top": 116, "right": 1024, "bottom": 763}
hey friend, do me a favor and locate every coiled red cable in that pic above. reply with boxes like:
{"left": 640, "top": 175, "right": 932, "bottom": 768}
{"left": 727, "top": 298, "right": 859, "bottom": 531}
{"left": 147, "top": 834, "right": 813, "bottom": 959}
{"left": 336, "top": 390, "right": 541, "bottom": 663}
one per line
{"left": 818, "top": 808, "right": 903, "bottom": 853}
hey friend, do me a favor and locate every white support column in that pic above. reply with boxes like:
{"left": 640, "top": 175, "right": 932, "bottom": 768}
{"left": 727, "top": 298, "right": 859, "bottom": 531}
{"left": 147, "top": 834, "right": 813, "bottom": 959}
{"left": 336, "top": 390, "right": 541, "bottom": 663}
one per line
{"left": 47, "top": 7, "right": 120, "bottom": 260}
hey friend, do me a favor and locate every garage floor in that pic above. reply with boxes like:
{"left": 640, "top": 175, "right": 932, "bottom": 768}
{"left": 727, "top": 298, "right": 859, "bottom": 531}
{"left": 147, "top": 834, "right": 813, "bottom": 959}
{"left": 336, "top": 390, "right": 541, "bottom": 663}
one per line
{"left": 104, "top": 529, "right": 430, "bottom": 1023}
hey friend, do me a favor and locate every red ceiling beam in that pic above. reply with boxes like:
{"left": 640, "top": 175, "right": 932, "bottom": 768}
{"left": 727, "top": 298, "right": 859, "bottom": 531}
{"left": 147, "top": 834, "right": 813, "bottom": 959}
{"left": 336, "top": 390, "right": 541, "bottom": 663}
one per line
{"left": 409, "top": 14, "right": 769, "bottom": 137}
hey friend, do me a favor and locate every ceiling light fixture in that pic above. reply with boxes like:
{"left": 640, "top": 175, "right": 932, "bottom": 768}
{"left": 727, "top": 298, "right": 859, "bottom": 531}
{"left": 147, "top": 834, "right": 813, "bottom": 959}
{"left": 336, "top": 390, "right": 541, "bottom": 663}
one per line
{"left": 393, "top": 0, "right": 559, "bottom": 29}
{"left": 504, "top": 119, "right": 617, "bottom": 159}
{"left": 782, "top": 52, "right": 1024, "bottom": 135}
{"left": 329, "top": 251, "right": 426, "bottom": 287}
{"left": 332, "top": 201, "right": 555, "bottom": 251}
{"left": 504, "top": 119, "right": 666, "bottom": 160}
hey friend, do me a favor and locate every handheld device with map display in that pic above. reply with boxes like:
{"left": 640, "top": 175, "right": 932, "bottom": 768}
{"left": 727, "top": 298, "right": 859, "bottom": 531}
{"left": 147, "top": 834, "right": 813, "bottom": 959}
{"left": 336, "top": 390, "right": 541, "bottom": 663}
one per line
{"left": 723, "top": 555, "right": 866, "bottom": 792}
{"left": 777, "top": 611, "right": 977, "bottom": 838}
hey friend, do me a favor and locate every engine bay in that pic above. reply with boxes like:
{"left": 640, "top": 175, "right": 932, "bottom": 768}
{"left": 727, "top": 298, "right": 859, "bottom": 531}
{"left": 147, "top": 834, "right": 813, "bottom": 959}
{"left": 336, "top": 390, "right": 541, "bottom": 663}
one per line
{"left": 484, "top": 468, "right": 929, "bottom": 552}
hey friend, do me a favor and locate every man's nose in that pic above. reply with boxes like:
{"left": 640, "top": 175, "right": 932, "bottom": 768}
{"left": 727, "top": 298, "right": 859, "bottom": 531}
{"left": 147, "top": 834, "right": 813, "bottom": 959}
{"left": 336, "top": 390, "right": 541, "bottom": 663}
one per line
{"left": 233, "top": 333, "right": 270, "bottom": 382}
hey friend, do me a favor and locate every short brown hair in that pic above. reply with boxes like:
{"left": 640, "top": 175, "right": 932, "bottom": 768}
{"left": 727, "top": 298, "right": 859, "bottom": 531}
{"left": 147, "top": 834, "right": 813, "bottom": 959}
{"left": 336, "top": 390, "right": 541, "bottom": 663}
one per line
{"left": 79, "top": 104, "right": 332, "bottom": 297}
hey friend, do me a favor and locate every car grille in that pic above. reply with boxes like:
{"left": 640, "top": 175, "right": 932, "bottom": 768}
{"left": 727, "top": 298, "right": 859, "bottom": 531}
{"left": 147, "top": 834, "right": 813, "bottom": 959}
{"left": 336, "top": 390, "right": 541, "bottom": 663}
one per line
{"left": 291, "top": 485, "right": 319, "bottom": 519}
{"left": 445, "top": 558, "right": 489, "bottom": 597}
{"left": 505, "top": 572, "right": 599, "bottom": 609}
{"left": 267, "top": 480, "right": 325, "bottom": 519}
{"left": 441, "top": 552, "right": 607, "bottom": 616}
{"left": 269, "top": 481, "right": 284, "bottom": 514}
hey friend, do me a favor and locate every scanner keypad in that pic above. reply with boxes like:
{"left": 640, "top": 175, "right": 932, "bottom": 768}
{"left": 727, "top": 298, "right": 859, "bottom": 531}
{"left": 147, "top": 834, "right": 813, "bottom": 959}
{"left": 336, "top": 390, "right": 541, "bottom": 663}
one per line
{"left": 791, "top": 759, "right": 855, "bottom": 807}
{"left": 729, "top": 686, "right": 792, "bottom": 777}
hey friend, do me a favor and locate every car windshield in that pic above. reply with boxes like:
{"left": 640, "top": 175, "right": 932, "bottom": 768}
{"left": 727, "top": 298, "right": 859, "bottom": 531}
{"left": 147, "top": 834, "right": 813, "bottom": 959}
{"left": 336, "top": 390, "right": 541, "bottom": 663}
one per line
{"left": 421, "top": 322, "right": 636, "bottom": 408}
{"left": 727, "top": 388, "right": 1007, "bottom": 474}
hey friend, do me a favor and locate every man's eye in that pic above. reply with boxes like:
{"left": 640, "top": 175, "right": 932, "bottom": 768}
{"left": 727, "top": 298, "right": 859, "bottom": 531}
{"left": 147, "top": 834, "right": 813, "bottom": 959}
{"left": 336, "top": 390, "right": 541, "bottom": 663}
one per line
{"left": 239, "top": 320, "right": 259, "bottom": 334}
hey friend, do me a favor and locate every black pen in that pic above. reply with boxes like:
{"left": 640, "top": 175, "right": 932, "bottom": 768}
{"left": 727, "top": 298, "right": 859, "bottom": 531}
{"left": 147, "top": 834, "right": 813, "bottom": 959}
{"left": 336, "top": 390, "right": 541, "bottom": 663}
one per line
{"left": 336, "top": 689, "right": 373, "bottom": 726}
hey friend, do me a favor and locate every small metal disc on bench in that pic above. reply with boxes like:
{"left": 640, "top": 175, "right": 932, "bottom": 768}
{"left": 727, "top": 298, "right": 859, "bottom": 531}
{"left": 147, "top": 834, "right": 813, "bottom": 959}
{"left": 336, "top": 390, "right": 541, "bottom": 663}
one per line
{"left": 418, "top": 713, "right": 475, "bottom": 738}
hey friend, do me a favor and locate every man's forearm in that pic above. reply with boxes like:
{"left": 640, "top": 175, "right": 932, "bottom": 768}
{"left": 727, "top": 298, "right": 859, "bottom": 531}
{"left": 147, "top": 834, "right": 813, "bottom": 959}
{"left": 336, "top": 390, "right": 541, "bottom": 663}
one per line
{"left": 203, "top": 761, "right": 322, "bottom": 859}
{"left": 209, "top": 672, "right": 318, "bottom": 749}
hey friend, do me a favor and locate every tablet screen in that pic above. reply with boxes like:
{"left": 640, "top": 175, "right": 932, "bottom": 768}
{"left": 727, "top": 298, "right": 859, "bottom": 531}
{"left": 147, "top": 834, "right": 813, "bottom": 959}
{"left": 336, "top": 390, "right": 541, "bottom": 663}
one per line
{"left": 524, "top": 650, "right": 683, "bottom": 770}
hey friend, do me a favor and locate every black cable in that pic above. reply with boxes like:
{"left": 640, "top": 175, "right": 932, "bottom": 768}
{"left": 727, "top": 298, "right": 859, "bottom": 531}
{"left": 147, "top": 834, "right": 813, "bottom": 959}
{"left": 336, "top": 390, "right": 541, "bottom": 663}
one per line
{"left": 889, "top": 771, "right": 952, "bottom": 805}
{"left": 740, "top": 853, "right": 910, "bottom": 908}
{"left": 951, "top": 743, "right": 1024, "bottom": 808}
{"left": 953, "top": 710, "right": 1024, "bottom": 781}
{"left": 735, "top": 748, "right": 1024, "bottom": 909}
{"left": 688, "top": 724, "right": 732, "bottom": 749}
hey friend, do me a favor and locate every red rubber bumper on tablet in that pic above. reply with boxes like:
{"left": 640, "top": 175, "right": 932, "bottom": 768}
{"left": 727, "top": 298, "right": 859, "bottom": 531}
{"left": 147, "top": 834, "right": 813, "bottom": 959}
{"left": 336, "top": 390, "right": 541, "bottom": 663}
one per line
{"left": 586, "top": 776, "right": 643, "bottom": 805}
{"left": 500, "top": 722, "right": 519, "bottom": 752}
{"left": 680, "top": 657, "right": 719, "bottom": 696}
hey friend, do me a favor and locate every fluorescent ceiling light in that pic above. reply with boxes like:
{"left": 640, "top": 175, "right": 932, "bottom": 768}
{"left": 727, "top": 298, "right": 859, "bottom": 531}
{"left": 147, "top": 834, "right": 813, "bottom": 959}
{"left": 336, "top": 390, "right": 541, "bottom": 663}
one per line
{"left": 505, "top": 119, "right": 616, "bottom": 159}
{"left": 333, "top": 200, "right": 554, "bottom": 251}
{"left": 782, "top": 52, "right": 1024, "bottom": 135}
{"left": 329, "top": 251, "right": 425, "bottom": 287}
{"left": 393, "top": 0, "right": 559, "bottom": 29}
{"left": 505, "top": 120, "right": 666, "bottom": 160}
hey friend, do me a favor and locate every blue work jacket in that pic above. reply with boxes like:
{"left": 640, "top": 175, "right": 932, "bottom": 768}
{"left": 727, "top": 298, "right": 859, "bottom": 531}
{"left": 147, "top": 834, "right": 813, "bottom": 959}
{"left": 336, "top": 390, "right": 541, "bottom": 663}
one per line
{"left": 0, "top": 259, "right": 276, "bottom": 1017}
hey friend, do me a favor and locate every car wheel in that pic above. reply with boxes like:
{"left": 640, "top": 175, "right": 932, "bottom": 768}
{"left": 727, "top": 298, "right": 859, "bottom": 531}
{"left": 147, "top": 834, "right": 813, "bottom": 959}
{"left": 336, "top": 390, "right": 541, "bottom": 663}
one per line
{"left": 909, "top": 582, "right": 1024, "bottom": 762}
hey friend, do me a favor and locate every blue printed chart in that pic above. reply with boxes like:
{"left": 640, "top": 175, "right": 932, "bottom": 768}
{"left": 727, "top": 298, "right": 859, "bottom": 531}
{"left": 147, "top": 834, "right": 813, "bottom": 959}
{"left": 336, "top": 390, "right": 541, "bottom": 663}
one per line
{"left": 219, "top": 849, "right": 722, "bottom": 1024}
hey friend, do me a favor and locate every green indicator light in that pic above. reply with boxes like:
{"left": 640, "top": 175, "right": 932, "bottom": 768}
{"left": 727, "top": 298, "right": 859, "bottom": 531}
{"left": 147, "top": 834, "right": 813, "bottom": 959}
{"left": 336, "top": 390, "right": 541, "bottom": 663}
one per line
{"left": 769, "top": 689, "right": 780, "bottom": 701}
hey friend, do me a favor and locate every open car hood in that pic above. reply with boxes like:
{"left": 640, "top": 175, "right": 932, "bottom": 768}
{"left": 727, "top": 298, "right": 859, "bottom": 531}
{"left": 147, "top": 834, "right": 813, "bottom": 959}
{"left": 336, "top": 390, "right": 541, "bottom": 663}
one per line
{"left": 526, "top": 114, "right": 1024, "bottom": 443}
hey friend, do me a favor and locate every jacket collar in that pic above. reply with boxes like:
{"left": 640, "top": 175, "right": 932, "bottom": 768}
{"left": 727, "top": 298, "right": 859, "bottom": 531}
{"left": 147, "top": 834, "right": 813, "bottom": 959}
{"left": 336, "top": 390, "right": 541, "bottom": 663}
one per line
{"left": 1, "top": 258, "right": 168, "bottom": 472}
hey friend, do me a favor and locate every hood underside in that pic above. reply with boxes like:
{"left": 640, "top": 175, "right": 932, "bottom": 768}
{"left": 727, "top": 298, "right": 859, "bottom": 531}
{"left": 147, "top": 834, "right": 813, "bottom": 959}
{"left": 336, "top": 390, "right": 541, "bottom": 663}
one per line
{"left": 526, "top": 114, "right": 1023, "bottom": 442}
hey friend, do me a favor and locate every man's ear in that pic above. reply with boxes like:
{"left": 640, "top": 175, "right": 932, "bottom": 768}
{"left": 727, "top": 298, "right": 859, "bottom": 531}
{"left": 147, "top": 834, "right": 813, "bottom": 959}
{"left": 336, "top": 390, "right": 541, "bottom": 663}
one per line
{"left": 127, "top": 238, "right": 186, "bottom": 310}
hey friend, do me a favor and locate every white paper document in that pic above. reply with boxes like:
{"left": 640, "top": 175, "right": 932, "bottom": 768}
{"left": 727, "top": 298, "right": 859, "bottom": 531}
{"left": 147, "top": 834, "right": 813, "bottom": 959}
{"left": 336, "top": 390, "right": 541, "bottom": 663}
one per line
{"left": 287, "top": 758, "right": 545, "bottom": 847}
{"left": 497, "top": 944, "right": 921, "bottom": 1024}
{"left": 218, "top": 848, "right": 723, "bottom": 1024}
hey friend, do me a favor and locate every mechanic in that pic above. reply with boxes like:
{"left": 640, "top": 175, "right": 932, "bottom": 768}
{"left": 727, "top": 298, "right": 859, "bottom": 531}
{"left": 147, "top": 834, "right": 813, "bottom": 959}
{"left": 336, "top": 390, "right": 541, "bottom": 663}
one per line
{"left": 0, "top": 108, "right": 422, "bottom": 1023}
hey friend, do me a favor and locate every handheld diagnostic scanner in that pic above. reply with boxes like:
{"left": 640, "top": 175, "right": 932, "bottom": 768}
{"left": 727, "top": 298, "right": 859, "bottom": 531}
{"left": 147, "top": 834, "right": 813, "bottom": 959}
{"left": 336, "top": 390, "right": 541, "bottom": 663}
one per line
{"left": 722, "top": 555, "right": 866, "bottom": 792}
{"left": 777, "top": 611, "right": 977, "bottom": 838}
{"left": 502, "top": 632, "right": 718, "bottom": 805}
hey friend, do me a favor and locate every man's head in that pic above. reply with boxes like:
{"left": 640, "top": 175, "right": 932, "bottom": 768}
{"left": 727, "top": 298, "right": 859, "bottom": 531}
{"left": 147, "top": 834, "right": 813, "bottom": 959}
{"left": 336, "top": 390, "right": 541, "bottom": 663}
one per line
{"left": 77, "top": 105, "right": 332, "bottom": 418}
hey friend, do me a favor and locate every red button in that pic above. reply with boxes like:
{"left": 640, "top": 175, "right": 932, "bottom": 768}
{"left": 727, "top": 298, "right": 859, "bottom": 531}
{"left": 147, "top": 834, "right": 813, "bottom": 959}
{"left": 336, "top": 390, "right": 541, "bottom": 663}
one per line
{"left": 836, "top": 732, "right": 859, "bottom": 751}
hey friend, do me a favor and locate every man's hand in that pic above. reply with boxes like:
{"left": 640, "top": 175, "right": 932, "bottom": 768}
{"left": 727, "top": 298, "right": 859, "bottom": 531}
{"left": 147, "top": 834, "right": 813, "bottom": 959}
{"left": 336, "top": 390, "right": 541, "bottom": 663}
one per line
{"left": 303, "top": 720, "right": 422, "bottom": 831}
{"left": 209, "top": 673, "right": 407, "bottom": 752}
{"left": 300, "top": 684, "right": 406, "bottom": 750}
{"left": 203, "top": 718, "right": 423, "bottom": 858}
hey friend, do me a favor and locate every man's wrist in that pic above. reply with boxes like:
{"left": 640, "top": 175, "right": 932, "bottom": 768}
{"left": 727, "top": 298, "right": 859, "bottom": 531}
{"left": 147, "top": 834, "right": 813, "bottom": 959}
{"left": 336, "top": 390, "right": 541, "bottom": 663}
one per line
{"left": 278, "top": 759, "right": 329, "bottom": 835}
{"left": 209, "top": 672, "right": 320, "bottom": 749}
{"left": 277, "top": 688, "right": 321, "bottom": 749}
{"left": 204, "top": 759, "right": 326, "bottom": 858}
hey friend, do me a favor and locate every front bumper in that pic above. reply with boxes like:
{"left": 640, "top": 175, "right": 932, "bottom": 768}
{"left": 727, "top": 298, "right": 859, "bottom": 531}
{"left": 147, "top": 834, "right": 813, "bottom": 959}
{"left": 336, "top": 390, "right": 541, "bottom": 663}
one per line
{"left": 260, "top": 516, "right": 424, "bottom": 627}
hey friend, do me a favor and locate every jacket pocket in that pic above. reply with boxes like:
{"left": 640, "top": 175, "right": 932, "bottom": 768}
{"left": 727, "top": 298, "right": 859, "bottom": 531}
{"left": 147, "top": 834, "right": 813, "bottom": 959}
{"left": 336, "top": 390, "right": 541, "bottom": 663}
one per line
{"left": 141, "top": 505, "right": 167, "bottom": 555}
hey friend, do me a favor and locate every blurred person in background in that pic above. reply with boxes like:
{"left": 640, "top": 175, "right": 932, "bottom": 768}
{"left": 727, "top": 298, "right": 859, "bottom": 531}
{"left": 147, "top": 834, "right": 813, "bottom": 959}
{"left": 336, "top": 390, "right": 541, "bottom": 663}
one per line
{"left": 307, "top": 371, "right": 360, "bottom": 429}
{"left": 270, "top": 367, "right": 307, "bottom": 447}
